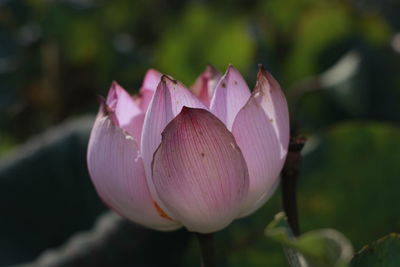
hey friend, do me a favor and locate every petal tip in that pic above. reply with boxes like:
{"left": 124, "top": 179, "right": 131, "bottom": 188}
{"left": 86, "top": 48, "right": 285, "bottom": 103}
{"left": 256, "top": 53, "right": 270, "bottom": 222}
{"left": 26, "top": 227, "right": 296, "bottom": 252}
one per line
{"left": 180, "top": 105, "right": 192, "bottom": 114}
{"left": 226, "top": 64, "right": 235, "bottom": 73}
{"left": 95, "top": 91, "right": 113, "bottom": 117}
{"left": 143, "top": 69, "right": 163, "bottom": 85}
{"left": 224, "top": 64, "right": 242, "bottom": 79}
{"left": 111, "top": 80, "right": 121, "bottom": 88}
{"left": 140, "top": 69, "right": 163, "bottom": 105}
{"left": 256, "top": 65, "right": 268, "bottom": 79}
{"left": 206, "top": 64, "right": 217, "bottom": 71}
{"left": 106, "top": 81, "right": 131, "bottom": 105}
{"left": 146, "top": 68, "right": 162, "bottom": 76}
{"left": 255, "top": 66, "right": 275, "bottom": 94}
{"left": 109, "top": 80, "right": 126, "bottom": 95}
{"left": 256, "top": 65, "right": 281, "bottom": 93}
{"left": 161, "top": 74, "right": 178, "bottom": 85}
{"left": 205, "top": 64, "right": 221, "bottom": 78}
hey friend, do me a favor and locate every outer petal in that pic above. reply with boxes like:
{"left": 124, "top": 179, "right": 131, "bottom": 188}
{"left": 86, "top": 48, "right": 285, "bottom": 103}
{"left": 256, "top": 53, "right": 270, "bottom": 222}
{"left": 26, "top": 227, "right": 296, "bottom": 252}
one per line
{"left": 106, "top": 82, "right": 144, "bottom": 143}
{"left": 138, "top": 69, "right": 163, "bottom": 112}
{"left": 255, "top": 65, "right": 290, "bottom": 158}
{"left": 141, "top": 76, "right": 207, "bottom": 213}
{"left": 87, "top": 108, "right": 181, "bottom": 230}
{"left": 209, "top": 65, "right": 251, "bottom": 130}
{"left": 232, "top": 65, "right": 290, "bottom": 216}
{"left": 191, "top": 65, "right": 222, "bottom": 107}
{"left": 152, "top": 107, "right": 249, "bottom": 233}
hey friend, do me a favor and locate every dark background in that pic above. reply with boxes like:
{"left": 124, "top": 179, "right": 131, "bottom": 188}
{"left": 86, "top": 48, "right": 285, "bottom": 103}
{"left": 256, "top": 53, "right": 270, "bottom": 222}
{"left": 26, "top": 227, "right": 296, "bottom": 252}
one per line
{"left": 0, "top": 0, "right": 400, "bottom": 266}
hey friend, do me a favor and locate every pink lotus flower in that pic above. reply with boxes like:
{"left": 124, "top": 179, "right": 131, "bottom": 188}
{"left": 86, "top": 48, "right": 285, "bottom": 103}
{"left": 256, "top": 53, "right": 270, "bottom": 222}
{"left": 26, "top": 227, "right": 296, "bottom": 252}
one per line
{"left": 87, "top": 65, "right": 289, "bottom": 233}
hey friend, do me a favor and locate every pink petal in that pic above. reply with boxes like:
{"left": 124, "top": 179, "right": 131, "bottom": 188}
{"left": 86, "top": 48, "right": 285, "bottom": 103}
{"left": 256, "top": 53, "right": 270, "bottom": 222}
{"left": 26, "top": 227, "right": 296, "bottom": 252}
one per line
{"left": 87, "top": 108, "right": 181, "bottom": 230}
{"left": 152, "top": 107, "right": 249, "bottom": 233}
{"left": 255, "top": 65, "right": 290, "bottom": 158}
{"left": 244, "top": 178, "right": 280, "bottom": 216}
{"left": 106, "top": 82, "right": 144, "bottom": 143}
{"left": 142, "top": 68, "right": 163, "bottom": 90}
{"left": 232, "top": 65, "right": 290, "bottom": 216}
{"left": 209, "top": 65, "right": 251, "bottom": 130}
{"left": 191, "top": 65, "right": 222, "bottom": 107}
{"left": 138, "top": 69, "right": 163, "bottom": 112}
{"left": 140, "top": 76, "right": 206, "bottom": 212}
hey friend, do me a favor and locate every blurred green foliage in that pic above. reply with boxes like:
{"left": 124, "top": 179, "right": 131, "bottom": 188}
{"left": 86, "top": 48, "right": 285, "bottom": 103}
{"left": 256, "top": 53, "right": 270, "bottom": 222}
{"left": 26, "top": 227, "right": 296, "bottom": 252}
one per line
{"left": 1, "top": 0, "right": 400, "bottom": 266}
{"left": 299, "top": 122, "right": 400, "bottom": 249}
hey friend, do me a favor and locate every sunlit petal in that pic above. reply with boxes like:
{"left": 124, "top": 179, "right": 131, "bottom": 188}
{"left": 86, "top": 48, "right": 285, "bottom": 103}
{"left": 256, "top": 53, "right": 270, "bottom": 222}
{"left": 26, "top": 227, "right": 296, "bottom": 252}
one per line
{"left": 106, "top": 82, "right": 144, "bottom": 143}
{"left": 210, "top": 65, "right": 251, "bottom": 130}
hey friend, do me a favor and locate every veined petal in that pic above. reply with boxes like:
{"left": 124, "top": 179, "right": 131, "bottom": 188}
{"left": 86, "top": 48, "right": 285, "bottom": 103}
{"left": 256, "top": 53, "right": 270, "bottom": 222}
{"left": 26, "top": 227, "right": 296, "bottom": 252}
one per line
{"left": 141, "top": 76, "right": 206, "bottom": 213}
{"left": 191, "top": 65, "right": 222, "bottom": 107}
{"left": 106, "top": 82, "right": 144, "bottom": 143}
{"left": 210, "top": 65, "right": 251, "bottom": 130}
{"left": 87, "top": 108, "right": 181, "bottom": 230}
{"left": 232, "top": 65, "right": 290, "bottom": 216}
{"left": 139, "top": 69, "right": 163, "bottom": 112}
{"left": 152, "top": 107, "right": 249, "bottom": 233}
{"left": 255, "top": 65, "right": 290, "bottom": 158}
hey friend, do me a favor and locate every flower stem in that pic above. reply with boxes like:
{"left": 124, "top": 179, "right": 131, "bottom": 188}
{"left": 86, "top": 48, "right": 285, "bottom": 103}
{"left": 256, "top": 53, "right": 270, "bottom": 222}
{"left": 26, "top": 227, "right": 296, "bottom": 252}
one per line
{"left": 196, "top": 233, "right": 216, "bottom": 267}
{"left": 281, "top": 137, "right": 306, "bottom": 237}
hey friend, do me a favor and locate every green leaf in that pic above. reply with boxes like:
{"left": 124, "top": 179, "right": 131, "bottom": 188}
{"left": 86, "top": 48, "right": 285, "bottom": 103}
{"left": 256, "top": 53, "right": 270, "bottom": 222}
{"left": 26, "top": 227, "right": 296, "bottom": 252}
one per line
{"left": 266, "top": 212, "right": 353, "bottom": 267}
{"left": 351, "top": 233, "right": 400, "bottom": 267}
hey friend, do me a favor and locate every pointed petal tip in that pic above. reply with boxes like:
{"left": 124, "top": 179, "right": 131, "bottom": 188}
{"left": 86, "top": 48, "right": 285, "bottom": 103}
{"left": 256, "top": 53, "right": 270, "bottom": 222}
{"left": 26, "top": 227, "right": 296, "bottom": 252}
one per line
{"left": 256, "top": 65, "right": 280, "bottom": 90}
{"left": 255, "top": 65, "right": 276, "bottom": 95}
{"left": 109, "top": 80, "right": 126, "bottom": 95}
{"left": 210, "top": 64, "right": 251, "bottom": 129}
{"left": 224, "top": 64, "right": 244, "bottom": 79}
{"left": 111, "top": 80, "right": 120, "bottom": 88}
{"left": 206, "top": 64, "right": 217, "bottom": 71}
{"left": 161, "top": 74, "right": 178, "bottom": 84}
{"left": 106, "top": 81, "right": 131, "bottom": 104}
{"left": 178, "top": 106, "right": 209, "bottom": 118}
{"left": 256, "top": 64, "right": 268, "bottom": 79}
{"left": 205, "top": 64, "right": 220, "bottom": 76}
{"left": 95, "top": 95, "right": 118, "bottom": 125}
{"left": 103, "top": 81, "right": 145, "bottom": 135}
{"left": 226, "top": 64, "right": 234, "bottom": 73}
{"left": 142, "top": 68, "right": 163, "bottom": 92}
{"left": 146, "top": 68, "right": 162, "bottom": 75}
{"left": 180, "top": 105, "right": 191, "bottom": 114}
{"left": 143, "top": 68, "right": 163, "bottom": 82}
{"left": 160, "top": 106, "right": 200, "bottom": 138}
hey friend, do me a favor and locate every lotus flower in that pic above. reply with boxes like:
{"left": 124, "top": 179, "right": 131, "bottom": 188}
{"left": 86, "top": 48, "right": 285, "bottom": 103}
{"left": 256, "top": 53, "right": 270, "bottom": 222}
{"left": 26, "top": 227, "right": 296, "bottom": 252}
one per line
{"left": 87, "top": 65, "right": 289, "bottom": 233}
